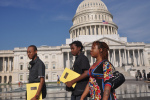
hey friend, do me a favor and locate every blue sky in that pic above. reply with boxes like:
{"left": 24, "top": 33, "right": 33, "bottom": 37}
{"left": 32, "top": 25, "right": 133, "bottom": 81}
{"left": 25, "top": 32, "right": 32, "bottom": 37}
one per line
{"left": 0, "top": 0, "right": 150, "bottom": 50}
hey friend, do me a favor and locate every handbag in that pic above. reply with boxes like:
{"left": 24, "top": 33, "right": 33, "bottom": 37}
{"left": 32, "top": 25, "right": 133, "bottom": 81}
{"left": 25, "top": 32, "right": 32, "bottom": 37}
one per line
{"left": 111, "top": 70, "right": 125, "bottom": 90}
{"left": 105, "top": 61, "right": 125, "bottom": 90}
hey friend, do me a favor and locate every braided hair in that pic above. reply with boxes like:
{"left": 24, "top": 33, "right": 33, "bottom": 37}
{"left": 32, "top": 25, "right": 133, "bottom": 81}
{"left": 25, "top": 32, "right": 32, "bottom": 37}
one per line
{"left": 92, "top": 41, "right": 109, "bottom": 60}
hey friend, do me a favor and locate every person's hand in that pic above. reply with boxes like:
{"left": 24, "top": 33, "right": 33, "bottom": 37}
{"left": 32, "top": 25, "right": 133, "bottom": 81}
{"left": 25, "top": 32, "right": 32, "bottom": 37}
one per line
{"left": 65, "top": 81, "right": 73, "bottom": 87}
{"left": 31, "top": 96, "right": 37, "bottom": 100}
{"left": 80, "top": 97, "right": 84, "bottom": 100}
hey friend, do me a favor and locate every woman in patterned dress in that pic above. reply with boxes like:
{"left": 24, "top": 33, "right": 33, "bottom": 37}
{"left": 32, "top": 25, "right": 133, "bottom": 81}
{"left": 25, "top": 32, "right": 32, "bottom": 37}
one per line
{"left": 80, "top": 41, "right": 117, "bottom": 100}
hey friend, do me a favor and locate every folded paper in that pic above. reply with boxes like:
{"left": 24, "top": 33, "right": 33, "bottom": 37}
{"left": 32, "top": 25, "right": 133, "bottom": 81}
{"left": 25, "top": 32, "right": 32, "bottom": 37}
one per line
{"left": 60, "top": 68, "right": 80, "bottom": 88}
{"left": 26, "top": 83, "right": 42, "bottom": 100}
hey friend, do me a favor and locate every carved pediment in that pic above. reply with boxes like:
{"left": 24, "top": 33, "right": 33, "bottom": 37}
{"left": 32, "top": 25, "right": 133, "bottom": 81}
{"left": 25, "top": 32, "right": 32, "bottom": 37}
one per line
{"left": 84, "top": 37, "right": 126, "bottom": 47}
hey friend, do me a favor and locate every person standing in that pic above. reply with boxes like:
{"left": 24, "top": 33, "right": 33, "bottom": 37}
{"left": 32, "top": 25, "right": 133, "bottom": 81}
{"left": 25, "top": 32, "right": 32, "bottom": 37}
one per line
{"left": 139, "top": 70, "right": 142, "bottom": 81}
{"left": 135, "top": 70, "right": 139, "bottom": 81}
{"left": 57, "top": 75, "right": 60, "bottom": 84}
{"left": 66, "top": 41, "right": 90, "bottom": 100}
{"left": 81, "top": 41, "right": 116, "bottom": 100}
{"left": 27, "top": 45, "right": 46, "bottom": 100}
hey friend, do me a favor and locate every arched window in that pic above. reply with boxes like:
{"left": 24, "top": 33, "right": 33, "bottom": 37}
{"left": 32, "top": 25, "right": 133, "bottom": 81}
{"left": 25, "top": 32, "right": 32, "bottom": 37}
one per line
{"left": 95, "top": 15, "right": 97, "bottom": 20}
{"left": 53, "top": 64, "right": 55, "bottom": 69}
{"left": 19, "top": 74, "right": 23, "bottom": 81}
{"left": 4, "top": 76, "right": 7, "bottom": 83}
{"left": 9, "top": 76, "right": 12, "bottom": 83}
{"left": 20, "top": 64, "right": 23, "bottom": 70}
{"left": 46, "top": 74, "right": 48, "bottom": 80}
{"left": 20, "top": 57, "right": 23, "bottom": 59}
{"left": 45, "top": 63, "right": 48, "bottom": 69}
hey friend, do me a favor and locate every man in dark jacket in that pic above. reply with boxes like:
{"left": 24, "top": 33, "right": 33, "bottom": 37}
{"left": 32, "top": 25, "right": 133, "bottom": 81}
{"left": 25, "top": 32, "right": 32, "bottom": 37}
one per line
{"left": 27, "top": 45, "right": 46, "bottom": 100}
{"left": 66, "top": 41, "right": 90, "bottom": 100}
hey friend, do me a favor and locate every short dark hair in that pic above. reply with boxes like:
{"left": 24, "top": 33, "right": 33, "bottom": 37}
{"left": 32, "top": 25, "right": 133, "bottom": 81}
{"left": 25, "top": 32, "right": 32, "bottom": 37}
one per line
{"left": 69, "top": 41, "right": 84, "bottom": 51}
{"left": 28, "top": 45, "right": 37, "bottom": 51}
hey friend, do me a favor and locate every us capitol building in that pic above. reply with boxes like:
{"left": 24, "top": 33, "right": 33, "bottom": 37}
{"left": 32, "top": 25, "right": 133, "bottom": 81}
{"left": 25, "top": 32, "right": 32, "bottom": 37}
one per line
{"left": 0, "top": 0, "right": 150, "bottom": 84}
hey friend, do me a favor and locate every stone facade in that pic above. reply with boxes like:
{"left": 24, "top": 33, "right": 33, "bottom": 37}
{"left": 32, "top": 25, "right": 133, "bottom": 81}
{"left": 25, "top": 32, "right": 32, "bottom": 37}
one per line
{"left": 0, "top": 0, "right": 150, "bottom": 83}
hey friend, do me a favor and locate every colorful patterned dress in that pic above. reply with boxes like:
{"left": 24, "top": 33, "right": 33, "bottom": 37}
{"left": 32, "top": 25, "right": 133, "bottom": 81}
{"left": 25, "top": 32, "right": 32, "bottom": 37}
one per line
{"left": 88, "top": 60, "right": 117, "bottom": 100}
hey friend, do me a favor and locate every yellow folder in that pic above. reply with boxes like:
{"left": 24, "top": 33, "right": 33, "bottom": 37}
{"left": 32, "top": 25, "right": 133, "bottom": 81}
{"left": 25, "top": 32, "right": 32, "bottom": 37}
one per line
{"left": 60, "top": 68, "right": 80, "bottom": 88}
{"left": 26, "top": 83, "right": 42, "bottom": 100}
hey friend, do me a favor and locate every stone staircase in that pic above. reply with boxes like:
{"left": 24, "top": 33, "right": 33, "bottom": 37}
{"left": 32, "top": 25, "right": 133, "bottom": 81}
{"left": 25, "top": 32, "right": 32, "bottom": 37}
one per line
{"left": 115, "top": 67, "right": 135, "bottom": 79}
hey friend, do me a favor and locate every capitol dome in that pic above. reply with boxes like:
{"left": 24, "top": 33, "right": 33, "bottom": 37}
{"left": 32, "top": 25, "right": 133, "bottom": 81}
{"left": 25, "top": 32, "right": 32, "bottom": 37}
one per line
{"left": 76, "top": 0, "right": 108, "bottom": 13}
{"left": 69, "top": 0, "right": 118, "bottom": 39}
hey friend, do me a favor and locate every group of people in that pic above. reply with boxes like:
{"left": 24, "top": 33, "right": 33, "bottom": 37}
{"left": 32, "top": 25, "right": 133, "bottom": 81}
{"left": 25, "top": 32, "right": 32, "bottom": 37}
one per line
{"left": 135, "top": 70, "right": 146, "bottom": 81}
{"left": 26, "top": 40, "right": 116, "bottom": 100}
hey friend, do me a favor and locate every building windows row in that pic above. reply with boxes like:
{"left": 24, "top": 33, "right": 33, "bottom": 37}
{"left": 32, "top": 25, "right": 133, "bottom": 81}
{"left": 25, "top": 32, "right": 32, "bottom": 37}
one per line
{"left": 19, "top": 62, "right": 56, "bottom": 70}
{"left": 45, "top": 73, "right": 57, "bottom": 81}
{"left": 18, "top": 73, "right": 57, "bottom": 82}
{"left": 0, "top": 76, "right": 12, "bottom": 83}
{"left": 78, "top": 2, "right": 106, "bottom": 10}
{"left": 73, "top": 14, "right": 111, "bottom": 24}
{"left": 20, "top": 55, "right": 56, "bottom": 60}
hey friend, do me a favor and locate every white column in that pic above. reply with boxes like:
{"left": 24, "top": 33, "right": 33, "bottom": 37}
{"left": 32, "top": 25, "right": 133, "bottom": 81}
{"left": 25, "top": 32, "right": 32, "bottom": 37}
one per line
{"left": 102, "top": 25, "right": 104, "bottom": 35}
{"left": 5, "top": 60, "right": 6, "bottom": 72}
{"left": 133, "top": 49, "right": 136, "bottom": 66}
{"left": 72, "top": 56, "right": 75, "bottom": 65}
{"left": 8, "top": 57, "right": 10, "bottom": 72}
{"left": 62, "top": 52, "right": 64, "bottom": 69}
{"left": 111, "top": 27, "right": 112, "bottom": 35}
{"left": 107, "top": 26, "right": 109, "bottom": 34}
{"left": 90, "top": 26, "right": 92, "bottom": 35}
{"left": 116, "top": 29, "right": 118, "bottom": 34}
{"left": 86, "top": 26, "right": 89, "bottom": 35}
{"left": 99, "top": 25, "right": 101, "bottom": 35}
{"left": 3, "top": 57, "right": 4, "bottom": 72}
{"left": 67, "top": 52, "right": 70, "bottom": 68}
{"left": 12, "top": 57, "right": 14, "bottom": 71}
{"left": 119, "top": 49, "right": 122, "bottom": 67}
{"left": 141, "top": 50, "right": 144, "bottom": 66}
{"left": 9, "top": 58, "right": 12, "bottom": 72}
{"left": 124, "top": 49, "right": 127, "bottom": 65}
{"left": 140, "top": 50, "right": 143, "bottom": 66}
{"left": 74, "top": 29, "right": 76, "bottom": 37}
{"left": 84, "top": 50, "right": 87, "bottom": 56}
{"left": 77, "top": 28, "right": 79, "bottom": 36}
{"left": 94, "top": 25, "right": 97, "bottom": 35}
{"left": 127, "top": 49, "right": 130, "bottom": 64}
{"left": 138, "top": 49, "right": 141, "bottom": 66}
{"left": 104, "top": 25, "right": 106, "bottom": 34}
{"left": 106, "top": 26, "right": 108, "bottom": 34}
{"left": 113, "top": 49, "right": 116, "bottom": 66}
